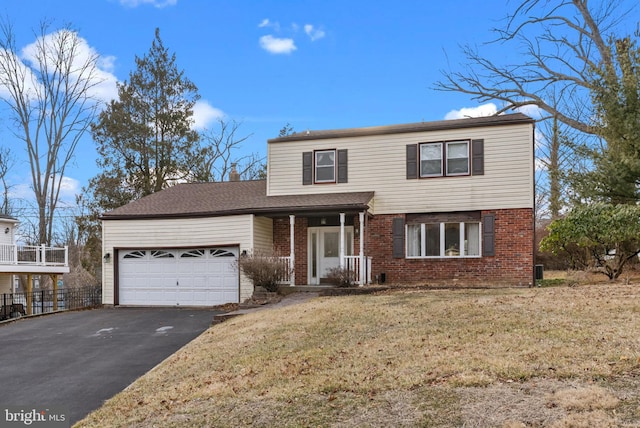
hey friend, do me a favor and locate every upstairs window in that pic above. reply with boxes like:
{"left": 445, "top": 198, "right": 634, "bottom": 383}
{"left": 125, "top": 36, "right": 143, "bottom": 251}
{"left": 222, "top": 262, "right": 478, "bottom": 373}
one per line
{"left": 303, "top": 149, "right": 348, "bottom": 185}
{"left": 419, "top": 140, "right": 469, "bottom": 177}
{"left": 315, "top": 150, "right": 336, "bottom": 183}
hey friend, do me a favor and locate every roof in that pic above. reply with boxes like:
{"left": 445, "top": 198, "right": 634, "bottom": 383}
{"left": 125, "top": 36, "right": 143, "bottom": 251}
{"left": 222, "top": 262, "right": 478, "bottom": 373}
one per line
{"left": 0, "top": 214, "right": 18, "bottom": 222}
{"left": 269, "top": 112, "right": 533, "bottom": 143}
{"left": 100, "top": 180, "right": 374, "bottom": 220}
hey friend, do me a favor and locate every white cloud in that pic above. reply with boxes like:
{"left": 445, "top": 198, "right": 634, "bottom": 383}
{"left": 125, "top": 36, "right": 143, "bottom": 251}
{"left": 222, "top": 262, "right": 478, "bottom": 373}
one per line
{"left": 192, "top": 100, "right": 225, "bottom": 130}
{"left": 515, "top": 104, "right": 543, "bottom": 119}
{"left": 18, "top": 29, "right": 119, "bottom": 103}
{"left": 59, "top": 176, "right": 81, "bottom": 200}
{"left": 119, "top": 0, "right": 177, "bottom": 8}
{"left": 259, "top": 35, "right": 297, "bottom": 55}
{"left": 304, "top": 24, "right": 325, "bottom": 41}
{"left": 444, "top": 103, "right": 498, "bottom": 120}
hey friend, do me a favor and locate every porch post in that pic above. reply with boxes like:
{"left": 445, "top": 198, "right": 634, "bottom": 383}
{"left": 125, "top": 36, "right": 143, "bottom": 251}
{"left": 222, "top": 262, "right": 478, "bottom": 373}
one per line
{"left": 359, "top": 211, "right": 365, "bottom": 286}
{"left": 339, "top": 213, "right": 345, "bottom": 268}
{"left": 289, "top": 215, "right": 295, "bottom": 286}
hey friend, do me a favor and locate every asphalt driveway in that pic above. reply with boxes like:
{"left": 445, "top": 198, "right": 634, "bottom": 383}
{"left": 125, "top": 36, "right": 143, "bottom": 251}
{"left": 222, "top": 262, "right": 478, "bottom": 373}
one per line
{"left": 0, "top": 307, "right": 219, "bottom": 425}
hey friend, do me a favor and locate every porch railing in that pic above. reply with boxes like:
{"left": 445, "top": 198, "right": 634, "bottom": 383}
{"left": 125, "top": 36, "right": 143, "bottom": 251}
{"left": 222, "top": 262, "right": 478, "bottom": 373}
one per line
{"left": 344, "top": 255, "right": 373, "bottom": 285}
{"left": 277, "top": 256, "right": 293, "bottom": 284}
{"left": 0, "top": 244, "right": 68, "bottom": 266}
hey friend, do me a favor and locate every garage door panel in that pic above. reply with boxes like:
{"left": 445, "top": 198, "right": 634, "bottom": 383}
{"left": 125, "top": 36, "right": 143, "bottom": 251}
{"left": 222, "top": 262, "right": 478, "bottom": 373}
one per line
{"left": 119, "top": 247, "right": 239, "bottom": 306}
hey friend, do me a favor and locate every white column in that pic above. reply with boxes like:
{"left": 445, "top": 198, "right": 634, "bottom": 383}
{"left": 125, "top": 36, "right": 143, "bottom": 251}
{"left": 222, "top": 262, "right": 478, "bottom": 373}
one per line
{"left": 289, "top": 215, "right": 295, "bottom": 286}
{"left": 359, "top": 211, "right": 365, "bottom": 286}
{"left": 339, "top": 213, "right": 345, "bottom": 268}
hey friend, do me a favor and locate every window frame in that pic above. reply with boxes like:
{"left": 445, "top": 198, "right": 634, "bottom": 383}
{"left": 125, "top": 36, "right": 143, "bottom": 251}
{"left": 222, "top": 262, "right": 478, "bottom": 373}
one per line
{"left": 314, "top": 149, "right": 336, "bottom": 184}
{"left": 419, "top": 140, "right": 471, "bottom": 178}
{"left": 405, "top": 221, "right": 482, "bottom": 258}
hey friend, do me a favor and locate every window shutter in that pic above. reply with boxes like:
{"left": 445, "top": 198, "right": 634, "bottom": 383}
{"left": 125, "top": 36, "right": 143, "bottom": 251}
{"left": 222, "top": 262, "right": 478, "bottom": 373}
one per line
{"left": 482, "top": 213, "right": 495, "bottom": 256}
{"left": 392, "top": 217, "right": 405, "bottom": 258}
{"left": 472, "top": 139, "right": 484, "bottom": 175}
{"left": 302, "top": 152, "right": 313, "bottom": 185}
{"left": 406, "top": 144, "right": 418, "bottom": 179}
{"left": 337, "top": 149, "right": 348, "bottom": 183}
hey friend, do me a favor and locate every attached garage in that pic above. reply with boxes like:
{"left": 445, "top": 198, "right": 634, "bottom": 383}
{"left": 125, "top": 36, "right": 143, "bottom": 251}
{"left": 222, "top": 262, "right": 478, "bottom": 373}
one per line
{"left": 117, "top": 247, "right": 239, "bottom": 306}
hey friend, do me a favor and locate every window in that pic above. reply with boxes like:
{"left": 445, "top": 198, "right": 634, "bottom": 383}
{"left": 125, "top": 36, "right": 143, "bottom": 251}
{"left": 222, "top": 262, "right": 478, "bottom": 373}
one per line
{"left": 420, "top": 143, "right": 442, "bottom": 176}
{"left": 303, "top": 149, "right": 348, "bottom": 185}
{"left": 406, "top": 221, "right": 481, "bottom": 258}
{"left": 315, "top": 150, "right": 335, "bottom": 183}
{"left": 418, "top": 140, "right": 470, "bottom": 178}
{"left": 446, "top": 141, "right": 469, "bottom": 175}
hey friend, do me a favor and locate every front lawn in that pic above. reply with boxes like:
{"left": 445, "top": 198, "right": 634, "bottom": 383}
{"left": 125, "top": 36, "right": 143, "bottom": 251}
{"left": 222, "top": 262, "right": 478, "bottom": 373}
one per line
{"left": 75, "top": 284, "right": 640, "bottom": 427}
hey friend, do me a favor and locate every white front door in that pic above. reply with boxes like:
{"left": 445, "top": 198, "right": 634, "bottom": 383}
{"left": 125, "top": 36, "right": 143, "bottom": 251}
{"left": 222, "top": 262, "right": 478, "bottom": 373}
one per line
{"left": 308, "top": 227, "right": 353, "bottom": 285}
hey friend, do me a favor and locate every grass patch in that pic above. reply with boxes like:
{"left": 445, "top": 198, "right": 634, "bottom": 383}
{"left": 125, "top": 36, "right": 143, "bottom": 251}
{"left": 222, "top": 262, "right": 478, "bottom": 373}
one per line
{"left": 75, "top": 283, "right": 640, "bottom": 427}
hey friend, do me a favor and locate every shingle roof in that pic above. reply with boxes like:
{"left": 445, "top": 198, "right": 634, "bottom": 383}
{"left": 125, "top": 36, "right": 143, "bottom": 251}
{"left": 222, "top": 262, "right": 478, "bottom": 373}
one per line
{"left": 100, "top": 180, "right": 374, "bottom": 220}
{"left": 269, "top": 112, "right": 533, "bottom": 143}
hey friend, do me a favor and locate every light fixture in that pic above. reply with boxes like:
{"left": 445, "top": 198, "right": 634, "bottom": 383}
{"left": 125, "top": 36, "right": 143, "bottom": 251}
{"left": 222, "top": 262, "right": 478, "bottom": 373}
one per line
{"left": 103, "top": 253, "right": 111, "bottom": 261}
{"left": 4, "top": 228, "right": 9, "bottom": 234}
{"left": 320, "top": 217, "right": 326, "bottom": 225}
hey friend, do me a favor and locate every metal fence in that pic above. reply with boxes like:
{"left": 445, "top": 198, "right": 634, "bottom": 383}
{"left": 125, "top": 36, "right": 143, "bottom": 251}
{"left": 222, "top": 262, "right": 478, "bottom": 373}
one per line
{"left": 0, "top": 286, "right": 102, "bottom": 320}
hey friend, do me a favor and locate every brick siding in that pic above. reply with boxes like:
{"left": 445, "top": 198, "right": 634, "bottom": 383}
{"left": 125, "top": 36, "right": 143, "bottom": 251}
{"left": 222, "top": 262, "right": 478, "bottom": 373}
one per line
{"left": 273, "top": 208, "right": 533, "bottom": 286}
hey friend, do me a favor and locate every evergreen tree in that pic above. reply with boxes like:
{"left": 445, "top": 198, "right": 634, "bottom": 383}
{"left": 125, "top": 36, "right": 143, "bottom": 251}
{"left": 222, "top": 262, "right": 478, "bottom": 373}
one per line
{"left": 90, "top": 28, "right": 201, "bottom": 207}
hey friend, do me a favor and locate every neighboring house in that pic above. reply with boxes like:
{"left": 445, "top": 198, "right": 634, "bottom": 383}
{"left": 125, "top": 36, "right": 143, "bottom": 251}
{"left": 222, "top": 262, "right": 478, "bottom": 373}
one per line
{"left": 101, "top": 113, "right": 535, "bottom": 307}
{"left": 0, "top": 214, "right": 70, "bottom": 312}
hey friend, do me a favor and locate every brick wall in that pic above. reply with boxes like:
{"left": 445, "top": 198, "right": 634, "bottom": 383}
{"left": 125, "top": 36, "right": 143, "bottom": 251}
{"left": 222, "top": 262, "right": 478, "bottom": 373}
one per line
{"left": 273, "top": 208, "right": 533, "bottom": 286}
{"left": 367, "top": 208, "right": 534, "bottom": 286}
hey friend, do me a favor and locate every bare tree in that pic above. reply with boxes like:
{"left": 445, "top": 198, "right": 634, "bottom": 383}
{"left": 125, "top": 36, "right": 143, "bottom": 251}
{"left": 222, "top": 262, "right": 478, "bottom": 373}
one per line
{"left": 192, "top": 119, "right": 265, "bottom": 182}
{"left": 435, "top": 0, "right": 635, "bottom": 134}
{"left": 0, "top": 20, "right": 102, "bottom": 245}
{"left": 0, "top": 145, "right": 13, "bottom": 215}
{"left": 436, "top": 0, "right": 637, "bottom": 215}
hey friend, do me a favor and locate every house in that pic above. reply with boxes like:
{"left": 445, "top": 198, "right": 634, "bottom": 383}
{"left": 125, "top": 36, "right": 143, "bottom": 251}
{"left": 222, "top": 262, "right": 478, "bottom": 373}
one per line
{"left": 100, "top": 113, "right": 535, "bottom": 307}
{"left": 0, "top": 214, "right": 70, "bottom": 314}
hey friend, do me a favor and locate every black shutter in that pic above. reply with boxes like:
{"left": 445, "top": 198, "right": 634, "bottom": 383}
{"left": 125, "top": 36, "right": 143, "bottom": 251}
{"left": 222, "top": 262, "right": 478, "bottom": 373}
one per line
{"left": 482, "top": 213, "right": 495, "bottom": 256}
{"left": 337, "top": 149, "right": 348, "bottom": 183}
{"left": 472, "top": 139, "right": 484, "bottom": 175}
{"left": 392, "top": 217, "right": 405, "bottom": 258}
{"left": 302, "top": 152, "right": 313, "bottom": 185}
{"left": 406, "top": 144, "right": 418, "bottom": 179}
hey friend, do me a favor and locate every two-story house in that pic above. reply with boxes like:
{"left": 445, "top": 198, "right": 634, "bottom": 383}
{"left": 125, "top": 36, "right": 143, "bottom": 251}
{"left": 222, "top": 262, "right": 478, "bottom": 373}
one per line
{"left": 100, "top": 113, "right": 535, "bottom": 307}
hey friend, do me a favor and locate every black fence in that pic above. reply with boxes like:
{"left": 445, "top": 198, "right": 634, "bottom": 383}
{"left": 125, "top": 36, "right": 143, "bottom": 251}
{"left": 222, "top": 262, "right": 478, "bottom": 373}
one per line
{"left": 0, "top": 286, "right": 102, "bottom": 320}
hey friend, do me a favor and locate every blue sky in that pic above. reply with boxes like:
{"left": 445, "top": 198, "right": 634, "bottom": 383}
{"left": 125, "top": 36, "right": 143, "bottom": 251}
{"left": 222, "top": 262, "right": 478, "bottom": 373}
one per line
{"left": 0, "top": 0, "right": 633, "bottom": 212}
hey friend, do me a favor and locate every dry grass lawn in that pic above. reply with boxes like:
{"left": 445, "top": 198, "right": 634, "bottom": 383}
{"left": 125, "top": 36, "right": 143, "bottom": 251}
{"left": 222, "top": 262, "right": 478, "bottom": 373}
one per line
{"left": 75, "top": 281, "right": 640, "bottom": 427}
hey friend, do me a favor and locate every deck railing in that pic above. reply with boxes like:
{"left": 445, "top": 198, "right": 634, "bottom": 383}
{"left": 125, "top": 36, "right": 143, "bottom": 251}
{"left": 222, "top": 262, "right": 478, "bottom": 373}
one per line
{"left": 0, "top": 285, "right": 102, "bottom": 319}
{"left": 0, "top": 244, "right": 68, "bottom": 266}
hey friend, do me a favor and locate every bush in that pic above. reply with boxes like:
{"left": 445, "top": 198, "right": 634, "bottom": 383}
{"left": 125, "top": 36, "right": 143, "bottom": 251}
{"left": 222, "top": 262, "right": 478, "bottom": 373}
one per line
{"left": 236, "top": 250, "right": 291, "bottom": 292}
{"left": 325, "top": 266, "right": 357, "bottom": 288}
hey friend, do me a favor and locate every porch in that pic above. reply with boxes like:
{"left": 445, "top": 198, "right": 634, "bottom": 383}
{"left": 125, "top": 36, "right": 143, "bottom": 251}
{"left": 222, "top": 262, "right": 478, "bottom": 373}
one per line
{"left": 276, "top": 211, "right": 372, "bottom": 286}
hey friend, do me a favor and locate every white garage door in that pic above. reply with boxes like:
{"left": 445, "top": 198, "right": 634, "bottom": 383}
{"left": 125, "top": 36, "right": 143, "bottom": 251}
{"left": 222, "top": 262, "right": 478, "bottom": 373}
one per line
{"left": 118, "top": 247, "right": 239, "bottom": 306}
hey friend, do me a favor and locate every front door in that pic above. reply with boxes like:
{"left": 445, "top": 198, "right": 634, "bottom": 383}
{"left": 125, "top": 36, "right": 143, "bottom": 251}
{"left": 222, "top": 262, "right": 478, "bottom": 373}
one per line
{"left": 308, "top": 227, "right": 353, "bottom": 285}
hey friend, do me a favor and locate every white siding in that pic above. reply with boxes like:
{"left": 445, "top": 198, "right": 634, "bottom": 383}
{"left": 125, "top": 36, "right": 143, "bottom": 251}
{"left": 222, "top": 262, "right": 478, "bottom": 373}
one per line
{"left": 102, "top": 215, "right": 257, "bottom": 305}
{"left": 0, "top": 220, "right": 14, "bottom": 246}
{"left": 252, "top": 216, "right": 274, "bottom": 253}
{"left": 267, "top": 123, "right": 534, "bottom": 214}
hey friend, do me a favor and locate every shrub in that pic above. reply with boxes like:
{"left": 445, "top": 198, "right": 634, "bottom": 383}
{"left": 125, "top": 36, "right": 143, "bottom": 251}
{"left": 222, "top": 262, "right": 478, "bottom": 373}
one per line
{"left": 325, "top": 266, "right": 357, "bottom": 288}
{"left": 236, "top": 250, "right": 291, "bottom": 292}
